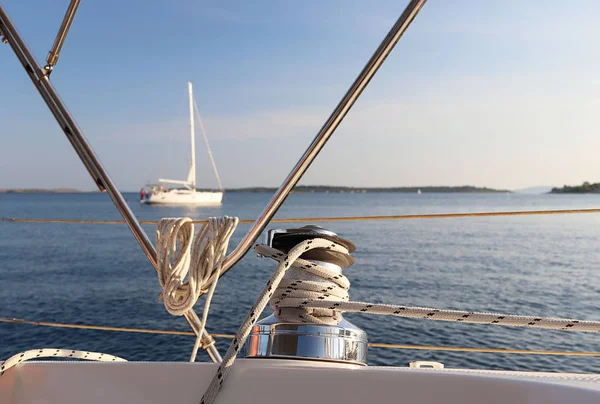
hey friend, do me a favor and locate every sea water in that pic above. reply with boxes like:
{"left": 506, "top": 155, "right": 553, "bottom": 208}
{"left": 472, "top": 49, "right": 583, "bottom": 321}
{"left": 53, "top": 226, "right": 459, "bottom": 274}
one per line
{"left": 1, "top": 192, "right": 599, "bottom": 373}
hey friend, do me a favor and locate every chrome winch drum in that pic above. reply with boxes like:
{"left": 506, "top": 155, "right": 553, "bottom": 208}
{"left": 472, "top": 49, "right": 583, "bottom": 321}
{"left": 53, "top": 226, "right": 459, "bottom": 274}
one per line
{"left": 245, "top": 314, "right": 368, "bottom": 365}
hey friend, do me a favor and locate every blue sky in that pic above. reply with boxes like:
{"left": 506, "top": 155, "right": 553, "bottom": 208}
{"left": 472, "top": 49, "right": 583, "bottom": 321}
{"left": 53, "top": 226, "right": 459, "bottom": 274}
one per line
{"left": 1, "top": 0, "right": 599, "bottom": 191}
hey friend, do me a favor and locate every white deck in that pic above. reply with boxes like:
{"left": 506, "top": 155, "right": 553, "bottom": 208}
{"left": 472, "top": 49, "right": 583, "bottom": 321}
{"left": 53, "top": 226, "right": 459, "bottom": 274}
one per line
{"left": 2, "top": 359, "right": 599, "bottom": 403}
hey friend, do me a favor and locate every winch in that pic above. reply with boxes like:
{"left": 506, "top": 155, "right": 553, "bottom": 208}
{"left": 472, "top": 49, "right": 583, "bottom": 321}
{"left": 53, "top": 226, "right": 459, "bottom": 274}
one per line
{"left": 245, "top": 225, "right": 368, "bottom": 365}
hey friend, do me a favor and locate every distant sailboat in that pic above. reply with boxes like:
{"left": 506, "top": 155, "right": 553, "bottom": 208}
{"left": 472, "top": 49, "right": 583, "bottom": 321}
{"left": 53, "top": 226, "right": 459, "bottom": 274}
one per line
{"left": 140, "top": 82, "right": 223, "bottom": 205}
{"left": 417, "top": 189, "right": 422, "bottom": 194}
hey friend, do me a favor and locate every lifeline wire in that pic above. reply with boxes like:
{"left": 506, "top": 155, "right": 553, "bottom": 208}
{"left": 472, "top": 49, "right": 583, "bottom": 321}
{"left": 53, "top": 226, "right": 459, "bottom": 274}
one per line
{"left": 3, "top": 208, "right": 600, "bottom": 225}
{"left": 2, "top": 317, "right": 600, "bottom": 357}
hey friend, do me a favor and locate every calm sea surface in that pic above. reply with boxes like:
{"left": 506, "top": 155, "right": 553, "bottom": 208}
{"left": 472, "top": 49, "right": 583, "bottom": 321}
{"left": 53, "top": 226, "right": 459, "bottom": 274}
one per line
{"left": 1, "top": 192, "right": 600, "bottom": 373}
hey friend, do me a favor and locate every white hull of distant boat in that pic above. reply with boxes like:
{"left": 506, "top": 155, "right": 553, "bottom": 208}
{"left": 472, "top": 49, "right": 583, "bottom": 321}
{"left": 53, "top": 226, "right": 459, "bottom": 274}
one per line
{"left": 141, "top": 189, "right": 223, "bottom": 205}
{"left": 141, "top": 82, "right": 224, "bottom": 205}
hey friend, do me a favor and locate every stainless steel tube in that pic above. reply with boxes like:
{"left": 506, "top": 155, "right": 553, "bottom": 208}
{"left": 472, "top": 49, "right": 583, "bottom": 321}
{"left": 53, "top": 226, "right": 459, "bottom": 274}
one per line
{"left": 0, "top": 5, "right": 222, "bottom": 363}
{"left": 219, "top": 0, "right": 428, "bottom": 277}
{"left": 45, "top": 0, "right": 81, "bottom": 72}
{"left": 0, "top": 5, "right": 156, "bottom": 263}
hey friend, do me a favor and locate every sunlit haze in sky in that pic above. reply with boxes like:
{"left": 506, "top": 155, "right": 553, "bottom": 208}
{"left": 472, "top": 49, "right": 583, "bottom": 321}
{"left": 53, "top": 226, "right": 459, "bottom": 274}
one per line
{"left": 1, "top": 1, "right": 599, "bottom": 191}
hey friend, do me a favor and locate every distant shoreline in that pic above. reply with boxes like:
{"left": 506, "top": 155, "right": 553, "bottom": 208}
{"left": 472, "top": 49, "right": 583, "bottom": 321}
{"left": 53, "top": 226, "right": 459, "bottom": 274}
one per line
{"left": 549, "top": 182, "right": 600, "bottom": 194}
{"left": 0, "top": 188, "right": 81, "bottom": 194}
{"left": 0, "top": 185, "right": 511, "bottom": 194}
{"left": 224, "top": 186, "right": 510, "bottom": 193}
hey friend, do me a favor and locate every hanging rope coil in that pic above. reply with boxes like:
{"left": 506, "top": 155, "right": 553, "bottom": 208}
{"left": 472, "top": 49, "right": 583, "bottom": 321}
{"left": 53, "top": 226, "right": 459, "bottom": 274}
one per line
{"left": 155, "top": 216, "right": 239, "bottom": 361}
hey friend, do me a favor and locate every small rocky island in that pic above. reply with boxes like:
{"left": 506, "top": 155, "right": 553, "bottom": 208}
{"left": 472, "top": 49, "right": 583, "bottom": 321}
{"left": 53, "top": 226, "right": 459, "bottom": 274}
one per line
{"left": 550, "top": 182, "right": 600, "bottom": 194}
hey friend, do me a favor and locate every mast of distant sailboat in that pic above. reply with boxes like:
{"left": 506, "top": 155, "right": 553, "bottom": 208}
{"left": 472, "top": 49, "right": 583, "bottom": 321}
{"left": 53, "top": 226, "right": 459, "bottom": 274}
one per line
{"left": 187, "top": 81, "right": 196, "bottom": 191}
{"left": 158, "top": 82, "right": 198, "bottom": 191}
{"left": 157, "top": 81, "right": 222, "bottom": 192}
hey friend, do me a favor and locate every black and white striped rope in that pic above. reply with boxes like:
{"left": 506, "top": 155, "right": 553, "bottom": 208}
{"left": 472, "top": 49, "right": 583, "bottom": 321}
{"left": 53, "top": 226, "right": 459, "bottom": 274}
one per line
{"left": 0, "top": 349, "right": 126, "bottom": 378}
{"left": 156, "top": 216, "right": 239, "bottom": 361}
{"left": 257, "top": 243, "right": 350, "bottom": 325}
{"left": 199, "top": 238, "right": 339, "bottom": 404}
{"left": 256, "top": 243, "right": 600, "bottom": 332}
{"left": 200, "top": 237, "right": 600, "bottom": 404}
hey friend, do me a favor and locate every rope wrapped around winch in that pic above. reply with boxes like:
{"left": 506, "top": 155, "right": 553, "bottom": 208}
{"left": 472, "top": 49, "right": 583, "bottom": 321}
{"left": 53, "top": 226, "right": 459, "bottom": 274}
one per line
{"left": 256, "top": 243, "right": 351, "bottom": 325}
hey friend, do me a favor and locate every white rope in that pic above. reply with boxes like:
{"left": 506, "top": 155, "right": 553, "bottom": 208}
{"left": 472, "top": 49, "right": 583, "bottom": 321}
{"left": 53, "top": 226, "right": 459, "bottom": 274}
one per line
{"left": 258, "top": 244, "right": 350, "bottom": 325}
{"left": 199, "top": 238, "right": 600, "bottom": 404}
{"left": 0, "top": 348, "right": 126, "bottom": 378}
{"left": 155, "top": 216, "right": 238, "bottom": 362}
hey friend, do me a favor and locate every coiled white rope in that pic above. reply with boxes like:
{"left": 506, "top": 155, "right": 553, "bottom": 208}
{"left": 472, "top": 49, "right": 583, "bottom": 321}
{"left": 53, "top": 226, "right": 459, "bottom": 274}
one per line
{"left": 0, "top": 349, "right": 126, "bottom": 378}
{"left": 156, "top": 216, "right": 238, "bottom": 361}
{"left": 200, "top": 238, "right": 600, "bottom": 404}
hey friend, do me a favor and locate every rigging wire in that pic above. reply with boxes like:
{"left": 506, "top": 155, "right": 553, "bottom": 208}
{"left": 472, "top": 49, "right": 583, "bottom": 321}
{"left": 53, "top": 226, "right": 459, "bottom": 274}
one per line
{"left": 2, "top": 317, "right": 599, "bottom": 357}
{"left": 2, "top": 208, "right": 600, "bottom": 226}
{"left": 193, "top": 98, "right": 223, "bottom": 191}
